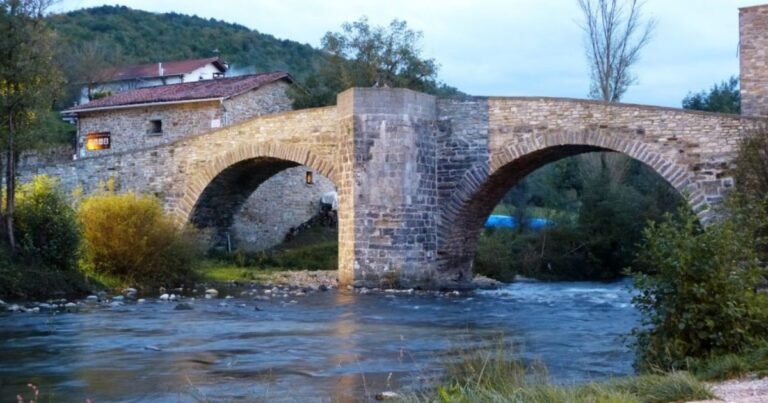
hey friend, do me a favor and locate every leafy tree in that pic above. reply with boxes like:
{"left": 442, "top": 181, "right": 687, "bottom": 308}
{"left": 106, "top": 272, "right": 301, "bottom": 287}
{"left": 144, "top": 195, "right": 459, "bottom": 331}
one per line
{"left": 682, "top": 76, "right": 740, "bottom": 114}
{"left": 577, "top": 0, "right": 655, "bottom": 101}
{"left": 292, "top": 17, "right": 460, "bottom": 108}
{"left": 632, "top": 207, "right": 768, "bottom": 372}
{"left": 0, "top": 0, "right": 64, "bottom": 253}
{"left": 728, "top": 129, "right": 768, "bottom": 264}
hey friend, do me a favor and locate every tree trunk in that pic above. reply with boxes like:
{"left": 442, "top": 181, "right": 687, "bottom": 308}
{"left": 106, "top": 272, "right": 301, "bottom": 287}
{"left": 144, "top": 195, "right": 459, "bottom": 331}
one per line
{"left": 5, "top": 113, "right": 16, "bottom": 254}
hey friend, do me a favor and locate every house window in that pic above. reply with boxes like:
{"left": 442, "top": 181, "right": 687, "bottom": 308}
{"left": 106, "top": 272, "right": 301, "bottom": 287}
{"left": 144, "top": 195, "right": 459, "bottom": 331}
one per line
{"left": 149, "top": 119, "right": 163, "bottom": 134}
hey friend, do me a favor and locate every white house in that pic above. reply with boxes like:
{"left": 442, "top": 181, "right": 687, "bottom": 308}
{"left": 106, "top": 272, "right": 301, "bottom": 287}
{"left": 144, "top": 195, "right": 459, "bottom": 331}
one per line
{"left": 80, "top": 57, "right": 228, "bottom": 105}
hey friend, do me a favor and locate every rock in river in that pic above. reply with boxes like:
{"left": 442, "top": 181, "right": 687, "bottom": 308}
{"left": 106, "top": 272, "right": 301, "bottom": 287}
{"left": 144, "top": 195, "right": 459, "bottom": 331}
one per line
{"left": 174, "top": 302, "right": 193, "bottom": 311}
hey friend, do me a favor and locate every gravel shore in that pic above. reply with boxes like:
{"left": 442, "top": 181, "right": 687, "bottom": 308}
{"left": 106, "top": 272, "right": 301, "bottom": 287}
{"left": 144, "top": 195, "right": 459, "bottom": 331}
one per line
{"left": 256, "top": 270, "right": 503, "bottom": 291}
{"left": 689, "top": 377, "right": 768, "bottom": 403}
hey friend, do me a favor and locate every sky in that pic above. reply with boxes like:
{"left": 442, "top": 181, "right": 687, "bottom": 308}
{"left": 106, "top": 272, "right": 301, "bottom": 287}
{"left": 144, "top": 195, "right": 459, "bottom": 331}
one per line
{"left": 51, "top": 0, "right": 764, "bottom": 107}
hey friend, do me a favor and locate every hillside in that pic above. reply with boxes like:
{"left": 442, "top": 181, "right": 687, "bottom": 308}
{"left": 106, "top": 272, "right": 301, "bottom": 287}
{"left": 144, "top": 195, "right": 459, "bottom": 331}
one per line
{"left": 48, "top": 5, "right": 327, "bottom": 80}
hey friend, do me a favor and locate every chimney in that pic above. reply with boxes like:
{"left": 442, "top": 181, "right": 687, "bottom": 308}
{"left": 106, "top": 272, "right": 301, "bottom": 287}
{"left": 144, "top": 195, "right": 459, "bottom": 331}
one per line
{"left": 740, "top": 5, "right": 768, "bottom": 116}
{"left": 158, "top": 62, "right": 164, "bottom": 77}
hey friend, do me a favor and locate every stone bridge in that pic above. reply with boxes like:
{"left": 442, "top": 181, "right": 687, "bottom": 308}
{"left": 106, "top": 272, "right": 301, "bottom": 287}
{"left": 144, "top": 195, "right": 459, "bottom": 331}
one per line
{"left": 24, "top": 88, "right": 758, "bottom": 289}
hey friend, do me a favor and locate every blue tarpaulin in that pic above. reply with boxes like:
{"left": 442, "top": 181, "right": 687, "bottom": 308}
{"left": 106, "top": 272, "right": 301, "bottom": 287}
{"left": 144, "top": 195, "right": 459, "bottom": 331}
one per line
{"left": 484, "top": 214, "right": 552, "bottom": 230}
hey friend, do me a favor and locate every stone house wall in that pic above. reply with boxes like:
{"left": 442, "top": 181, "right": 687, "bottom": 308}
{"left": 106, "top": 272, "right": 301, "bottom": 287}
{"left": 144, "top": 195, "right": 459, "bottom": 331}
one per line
{"left": 225, "top": 81, "right": 293, "bottom": 125}
{"left": 76, "top": 81, "right": 292, "bottom": 158}
{"left": 77, "top": 101, "right": 222, "bottom": 157}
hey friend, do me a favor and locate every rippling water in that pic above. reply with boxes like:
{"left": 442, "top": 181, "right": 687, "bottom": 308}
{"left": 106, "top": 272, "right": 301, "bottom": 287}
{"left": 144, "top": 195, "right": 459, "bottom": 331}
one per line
{"left": 0, "top": 279, "right": 638, "bottom": 402}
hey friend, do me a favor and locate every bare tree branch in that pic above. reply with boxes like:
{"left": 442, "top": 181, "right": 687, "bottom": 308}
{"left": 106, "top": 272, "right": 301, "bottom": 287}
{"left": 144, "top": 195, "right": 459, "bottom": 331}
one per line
{"left": 577, "top": 0, "right": 655, "bottom": 102}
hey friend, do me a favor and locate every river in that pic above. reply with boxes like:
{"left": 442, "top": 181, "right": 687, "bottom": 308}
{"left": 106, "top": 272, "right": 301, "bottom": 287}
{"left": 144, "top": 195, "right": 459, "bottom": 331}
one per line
{"left": 0, "top": 279, "right": 638, "bottom": 402}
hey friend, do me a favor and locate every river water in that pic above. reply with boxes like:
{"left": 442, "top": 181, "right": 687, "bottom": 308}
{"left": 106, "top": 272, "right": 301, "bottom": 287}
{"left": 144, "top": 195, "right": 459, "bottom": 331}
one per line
{"left": 0, "top": 279, "right": 638, "bottom": 402}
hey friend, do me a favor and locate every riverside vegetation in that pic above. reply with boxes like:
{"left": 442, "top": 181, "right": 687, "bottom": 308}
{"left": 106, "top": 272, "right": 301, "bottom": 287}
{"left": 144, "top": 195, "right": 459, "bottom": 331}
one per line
{"left": 0, "top": 176, "right": 342, "bottom": 299}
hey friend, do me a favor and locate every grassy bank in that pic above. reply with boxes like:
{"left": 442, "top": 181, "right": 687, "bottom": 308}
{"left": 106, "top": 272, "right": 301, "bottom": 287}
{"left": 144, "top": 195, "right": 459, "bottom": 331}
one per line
{"left": 195, "top": 223, "right": 338, "bottom": 283}
{"left": 406, "top": 341, "right": 768, "bottom": 403}
{"left": 405, "top": 346, "right": 715, "bottom": 403}
{"left": 688, "top": 343, "right": 768, "bottom": 381}
{"left": 194, "top": 260, "right": 285, "bottom": 283}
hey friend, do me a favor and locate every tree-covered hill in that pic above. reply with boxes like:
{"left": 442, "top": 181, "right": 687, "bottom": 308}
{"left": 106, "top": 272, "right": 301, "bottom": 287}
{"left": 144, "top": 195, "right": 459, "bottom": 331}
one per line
{"left": 48, "top": 5, "right": 327, "bottom": 79}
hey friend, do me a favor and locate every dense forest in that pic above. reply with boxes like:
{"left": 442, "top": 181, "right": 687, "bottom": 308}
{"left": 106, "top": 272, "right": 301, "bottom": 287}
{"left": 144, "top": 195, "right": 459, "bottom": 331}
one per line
{"left": 47, "top": 6, "right": 460, "bottom": 108}
{"left": 48, "top": 6, "right": 328, "bottom": 91}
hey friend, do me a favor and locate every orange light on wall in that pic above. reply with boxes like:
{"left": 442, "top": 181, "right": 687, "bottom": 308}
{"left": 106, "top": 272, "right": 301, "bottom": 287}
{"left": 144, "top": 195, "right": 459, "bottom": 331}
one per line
{"left": 305, "top": 171, "right": 314, "bottom": 185}
{"left": 85, "top": 132, "right": 111, "bottom": 151}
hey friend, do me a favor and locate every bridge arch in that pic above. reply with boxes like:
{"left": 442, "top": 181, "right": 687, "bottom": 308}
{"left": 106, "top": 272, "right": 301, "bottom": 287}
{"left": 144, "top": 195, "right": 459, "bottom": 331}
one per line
{"left": 174, "top": 143, "right": 337, "bottom": 245}
{"left": 437, "top": 128, "right": 707, "bottom": 281}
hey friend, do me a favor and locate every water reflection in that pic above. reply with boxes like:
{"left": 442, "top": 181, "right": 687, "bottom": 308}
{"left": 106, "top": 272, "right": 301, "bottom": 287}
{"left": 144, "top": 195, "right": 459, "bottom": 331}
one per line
{"left": 330, "top": 291, "right": 361, "bottom": 402}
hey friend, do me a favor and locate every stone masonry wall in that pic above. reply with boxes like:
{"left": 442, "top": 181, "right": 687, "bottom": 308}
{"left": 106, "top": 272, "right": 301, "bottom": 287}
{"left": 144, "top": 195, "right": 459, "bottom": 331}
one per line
{"left": 231, "top": 166, "right": 335, "bottom": 251}
{"left": 434, "top": 98, "right": 490, "bottom": 283}
{"left": 225, "top": 81, "right": 293, "bottom": 125}
{"left": 19, "top": 146, "right": 75, "bottom": 168}
{"left": 741, "top": 5, "right": 768, "bottom": 117}
{"left": 77, "top": 101, "right": 222, "bottom": 157}
{"left": 436, "top": 96, "right": 759, "bottom": 283}
{"left": 337, "top": 88, "right": 440, "bottom": 288}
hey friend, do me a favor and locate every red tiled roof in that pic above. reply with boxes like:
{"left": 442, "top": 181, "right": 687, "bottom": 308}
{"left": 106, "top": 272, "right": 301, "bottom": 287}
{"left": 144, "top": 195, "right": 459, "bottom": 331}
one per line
{"left": 67, "top": 72, "right": 292, "bottom": 113}
{"left": 102, "top": 57, "right": 227, "bottom": 82}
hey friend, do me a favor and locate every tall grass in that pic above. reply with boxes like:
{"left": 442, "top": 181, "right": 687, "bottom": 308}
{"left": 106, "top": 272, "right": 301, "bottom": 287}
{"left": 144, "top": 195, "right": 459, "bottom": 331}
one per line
{"left": 405, "top": 345, "right": 713, "bottom": 403}
{"left": 689, "top": 343, "right": 768, "bottom": 381}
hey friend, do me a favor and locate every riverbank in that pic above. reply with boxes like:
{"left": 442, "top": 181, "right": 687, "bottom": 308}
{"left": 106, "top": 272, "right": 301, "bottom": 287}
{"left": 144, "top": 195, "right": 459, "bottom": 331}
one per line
{"left": 690, "top": 377, "right": 768, "bottom": 402}
{"left": 195, "top": 263, "right": 503, "bottom": 292}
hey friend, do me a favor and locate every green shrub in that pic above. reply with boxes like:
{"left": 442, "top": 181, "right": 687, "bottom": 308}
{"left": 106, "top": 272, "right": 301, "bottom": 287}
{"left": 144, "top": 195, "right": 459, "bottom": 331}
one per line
{"left": 0, "top": 176, "right": 89, "bottom": 300}
{"left": 14, "top": 175, "right": 80, "bottom": 271}
{"left": 0, "top": 248, "right": 20, "bottom": 298}
{"left": 473, "top": 229, "right": 519, "bottom": 281}
{"left": 632, "top": 207, "right": 768, "bottom": 372}
{"left": 78, "top": 192, "right": 199, "bottom": 288}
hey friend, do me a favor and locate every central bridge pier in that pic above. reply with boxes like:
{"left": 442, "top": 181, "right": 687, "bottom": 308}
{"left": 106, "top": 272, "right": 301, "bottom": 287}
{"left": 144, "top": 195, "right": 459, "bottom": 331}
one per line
{"left": 336, "top": 89, "right": 441, "bottom": 288}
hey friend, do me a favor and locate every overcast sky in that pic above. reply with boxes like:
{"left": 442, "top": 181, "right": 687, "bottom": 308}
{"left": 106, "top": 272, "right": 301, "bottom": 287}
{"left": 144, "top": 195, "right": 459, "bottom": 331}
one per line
{"left": 52, "top": 0, "right": 763, "bottom": 107}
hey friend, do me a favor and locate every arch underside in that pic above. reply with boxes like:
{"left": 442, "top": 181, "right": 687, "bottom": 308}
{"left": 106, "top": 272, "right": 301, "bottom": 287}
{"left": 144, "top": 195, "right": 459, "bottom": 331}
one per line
{"left": 437, "top": 135, "right": 708, "bottom": 282}
{"left": 177, "top": 143, "right": 337, "bottom": 249}
{"left": 190, "top": 157, "right": 298, "bottom": 237}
